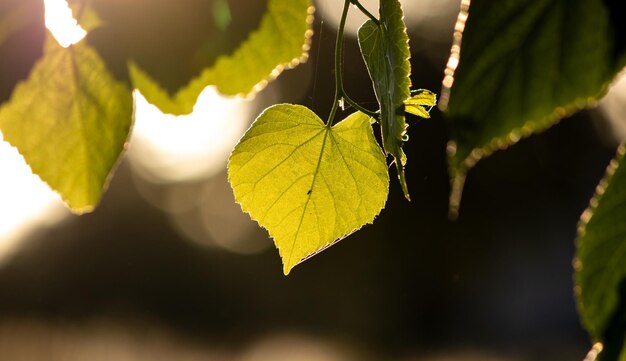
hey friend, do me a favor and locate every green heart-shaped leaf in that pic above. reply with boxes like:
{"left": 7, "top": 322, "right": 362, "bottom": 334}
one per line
{"left": 228, "top": 104, "right": 389, "bottom": 274}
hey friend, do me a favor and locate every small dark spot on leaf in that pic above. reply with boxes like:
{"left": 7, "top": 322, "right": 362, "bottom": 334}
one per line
{"left": 307, "top": 190, "right": 312, "bottom": 195}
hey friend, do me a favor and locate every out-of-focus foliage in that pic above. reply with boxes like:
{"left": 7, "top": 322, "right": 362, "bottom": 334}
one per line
{"left": 445, "top": 0, "right": 626, "bottom": 210}
{"left": 0, "top": 37, "right": 132, "bottom": 212}
{"left": 126, "top": 0, "right": 313, "bottom": 115}
{"left": 577, "top": 145, "right": 626, "bottom": 361}
{"left": 0, "top": 0, "right": 313, "bottom": 211}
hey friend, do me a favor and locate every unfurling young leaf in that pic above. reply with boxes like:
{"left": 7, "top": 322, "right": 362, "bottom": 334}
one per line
{"left": 358, "top": 0, "right": 413, "bottom": 200}
{"left": 228, "top": 104, "right": 389, "bottom": 274}
{"left": 405, "top": 89, "right": 436, "bottom": 119}
{"left": 0, "top": 37, "right": 133, "bottom": 212}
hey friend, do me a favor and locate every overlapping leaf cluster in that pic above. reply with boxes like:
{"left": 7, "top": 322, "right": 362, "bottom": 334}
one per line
{"left": 229, "top": 0, "right": 435, "bottom": 274}
{"left": 0, "top": 0, "right": 313, "bottom": 211}
{"left": 2, "top": 0, "right": 625, "bottom": 357}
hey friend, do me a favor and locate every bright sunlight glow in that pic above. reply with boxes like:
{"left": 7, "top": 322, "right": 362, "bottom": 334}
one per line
{"left": 129, "top": 88, "right": 253, "bottom": 183}
{"left": 43, "top": 0, "right": 87, "bottom": 48}
{"left": 0, "top": 139, "right": 67, "bottom": 265}
{"left": 2, "top": 0, "right": 254, "bottom": 264}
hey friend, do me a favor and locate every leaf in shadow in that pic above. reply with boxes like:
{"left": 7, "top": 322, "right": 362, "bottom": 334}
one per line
{"left": 444, "top": 0, "right": 626, "bottom": 214}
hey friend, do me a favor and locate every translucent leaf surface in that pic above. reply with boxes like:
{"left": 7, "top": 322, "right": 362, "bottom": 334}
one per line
{"left": 129, "top": 0, "right": 313, "bottom": 115}
{"left": 0, "top": 37, "right": 133, "bottom": 212}
{"left": 577, "top": 145, "right": 626, "bottom": 361}
{"left": 228, "top": 105, "right": 389, "bottom": 274}
{"left": 445, "top": 0, "right": 626, "bottom": 211}
{"left": 358, "top": 0, "right": 412, "bottom": 199}
{"left": 405, "top": 89, "right": 436, "bottom": 119}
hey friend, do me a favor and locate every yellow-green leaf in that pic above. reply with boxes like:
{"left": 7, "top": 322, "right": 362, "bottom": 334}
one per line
{"left": 228, "top": 104, "right": 389, "bottom": 275}
{"left": 405, "top": 89, "right": 436, "bottom": 119}
{"left": 130, "top": 0, "right": 313, "bottom": 115}
{"left": 358, "top": 0, "right": 412, "bottom": 200}
{"left": 0, "top": 37, "right": 133, "bottom": 212}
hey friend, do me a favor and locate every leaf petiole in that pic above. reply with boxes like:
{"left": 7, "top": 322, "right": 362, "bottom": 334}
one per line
{"left": 350, "top": 0, "right": 380, "bottom": 26}
{"left": 327, "top": 0, "right": 378, "bottom": 127}
{"left": 343, "top": 94, "right": 379, "bottom": 118}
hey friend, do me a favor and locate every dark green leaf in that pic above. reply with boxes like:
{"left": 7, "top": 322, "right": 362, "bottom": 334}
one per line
{"left": 577, "top": 145, "right": 626, "bottom": 360}
{"left": 0, "top": 37, "right": 133, "bottom": 212}
{"left": 358, "top": 0, "right": 412, "bottom": 200}
{"left": 445, "top": 0, "right": 626, "bottom": 211}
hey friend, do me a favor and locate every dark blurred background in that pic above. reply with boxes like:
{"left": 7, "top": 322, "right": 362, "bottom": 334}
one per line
{"left": 0, "top": 0, "right": 623, "bottom": 359}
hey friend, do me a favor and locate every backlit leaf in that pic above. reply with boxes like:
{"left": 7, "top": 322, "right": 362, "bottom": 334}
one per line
{"left": 405, "top": 89, "right": 436, "bottom": 119}
{"left": 358, "top": 0, "right": 412, "bottom": 200}
{"left": 228, "top": 104, "right": 389, "bottom": 275}
{"left": 0, "top": 37, "right": 133, "bottom": 212}
{"left": 129, "top": 0, "right": 313, "bottom": 115}
{"left": 577, "top": 145, "right": 626, "bottom": 361}
{"left": 445, "top": 0, "right": 626, "bottom": 212}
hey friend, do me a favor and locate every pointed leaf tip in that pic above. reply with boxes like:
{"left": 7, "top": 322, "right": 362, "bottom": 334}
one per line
{"left": 0, "top": 37, "right": 133, "bottom": 211}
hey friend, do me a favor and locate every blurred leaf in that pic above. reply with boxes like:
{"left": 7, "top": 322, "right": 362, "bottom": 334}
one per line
{"left": 405, "top": 89, "right": 436, "bottom": 119}
{"left": 228, "top": 105, "right": 389, "bottom": 274}
{"left": 445, "top": 0, "right": 626, "bottom": 211}
{"left": 68, "top": 1, "right": 102, "bottom": 34}
{"left": 87, "top": 0, "right": 271, "bottom": 93}
{"left": 358, "top": 0, "right": 412, "bottom": 200}
{"left": 577, "top": 145, "right": 626, "bottom": 361}
{"left": 0, "top": 37, "right": 133, "bottom": 212}
{"left": 127, "top": 0, "right": 313, "bottom": 115}
{"left": 0, "top": 0, "right": 45, "bottom": 103}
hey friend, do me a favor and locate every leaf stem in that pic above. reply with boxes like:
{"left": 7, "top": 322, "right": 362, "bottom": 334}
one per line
{"left": 343, "top": 95, "right": 378, "bottom": 118}
{"left": 327, "top": 0, "right": 378, "bottom": 127}
{"left": 326, "top": 0, "right": 351, "bottom": 127}
{"left": 350, "top": 0, "right": 380, "bottom": 26}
